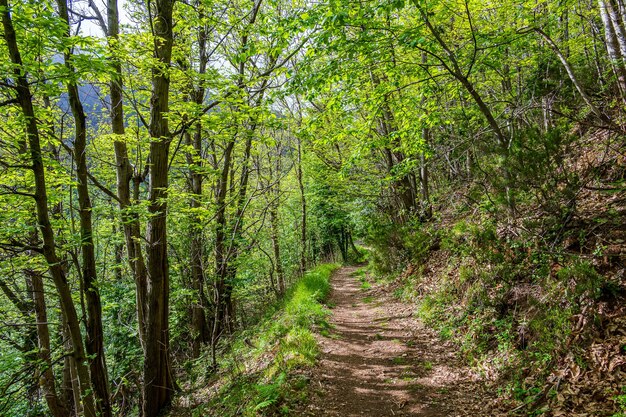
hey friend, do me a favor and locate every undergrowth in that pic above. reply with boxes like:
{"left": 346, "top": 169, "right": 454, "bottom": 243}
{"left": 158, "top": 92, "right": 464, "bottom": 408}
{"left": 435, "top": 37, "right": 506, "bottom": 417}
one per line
{"left": 189, "top": 263, "right": 339, "bottom": 416}
{"left": 365, "top": 214, "right": 625, "bottom": 415}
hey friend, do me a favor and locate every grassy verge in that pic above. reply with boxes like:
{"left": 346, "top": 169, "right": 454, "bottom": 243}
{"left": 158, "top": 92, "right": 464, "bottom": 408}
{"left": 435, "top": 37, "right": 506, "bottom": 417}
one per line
{"left": 190, "top": 263, "right": 340, "bottom": 417}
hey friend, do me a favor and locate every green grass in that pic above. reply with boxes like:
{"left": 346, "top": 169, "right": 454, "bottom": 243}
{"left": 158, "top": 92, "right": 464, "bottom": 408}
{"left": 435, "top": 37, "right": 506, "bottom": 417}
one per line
{"left": 613, "top": 388, "right": 626, "bottom": 417}
{"left": 196, "top": 263, "right": 340, "bottom": 417}
{"left": 392, "top": 356, "right": 407, "bottom": 365}
{"left": 351, "top": 268, "right": 367, "bottom": 277}
{"left": 353, "top": 267, "right": 374, "bottom": 290}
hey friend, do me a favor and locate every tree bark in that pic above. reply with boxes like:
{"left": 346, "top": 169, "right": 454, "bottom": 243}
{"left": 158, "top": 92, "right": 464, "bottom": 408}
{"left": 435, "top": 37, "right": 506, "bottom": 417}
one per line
{"left": 143, "top": 0, "right": 176, "bottom": 414}
{"left": 106, "top": 0, "right": 149, "bottom": 350}
{"left": 269, "top": 150, "right": 285, "bottom": 294}
{"left": 420, "top": 130, "right": 432, "bottom": 220}
{"left": 599, "top": 0, "right": 626, "bottom": 98}
{"left": 186, "top": 12, "right": 211, "bottom": 357}
{"left": 212, "top": 0, "right": 267, "bottom": 347}
{"left": 534, "top": 28, "right": 607, "bottom": 122}
{"left": 56, "top": 1, "right": 111, "bottom": 415}
{"left": 29, "top": 270, "right": 70, "bottom": 417}
{"left": 212, "top": 137, "right": 235, "bottom": 366}
{"left": 604, "top": 0, "right": 626, "bottom": 59}
{"left": 186, "top": 129, "right": 210, "bottom": 357}
{"left": 296, "top": 137, "right": 308, "bottom": 275}
{"left": 369, "top": 69, "right": 416, "bottom": 218}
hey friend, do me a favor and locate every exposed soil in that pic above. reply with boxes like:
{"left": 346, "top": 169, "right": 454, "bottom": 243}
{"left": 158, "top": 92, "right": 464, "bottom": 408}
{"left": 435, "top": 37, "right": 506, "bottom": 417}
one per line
{"left": 300, "top": 266, "right": 498, "bottom": 417}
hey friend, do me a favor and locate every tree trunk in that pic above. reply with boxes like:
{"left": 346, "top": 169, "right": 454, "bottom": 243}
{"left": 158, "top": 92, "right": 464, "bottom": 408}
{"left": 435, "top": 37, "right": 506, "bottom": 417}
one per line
{"left": 223, "top": 134, "right": 255, "bottom": 334}
{"left": 348, "top": 231, "right": 359, "bottom": 258}
{"left": 186, "top": 14, "right": 211, "bottom": 357}
{"left": 212, "top": 95, "right": 266, "bottom": 351}
{"left": 212, "top": 138, "right": 235, "bottom": 366}
{"left": 604, "top": 0, "right": 626, "bottom": 59}
{"left": 60, "top": 335, "right": 75, "bottom": 415}
{"left": 211, "top": 0, "right": 267, "bottom": 343}
{"left": 186, "top": 129, "right": 210, "bottom": 357}
{"left": 535, "top": 28, "right": 607, "bottom": 122}
{"left": 419, "top": 132, "right": 432, "bottom": 220}
{"left": 143, "top": 141, "right": 174, "bottom": 416}
{"left": 296, "top": 137, "right": 307, "bottom": 275}
{"left": 142, "top": 0, "right": 176, "bottom": 415}
{"left": 105, "top": 0, "right": 149, "bottom": 351}
{"left": 30, "top": 270, "right": 70, "bottom": 417}
{"left": 599, "top": 0, "right": 626, "bottom": 98}
{"left": 56, "top": 1, "right": 111, "bottom": 415}
{"left": 369, "top": 70, "right": 416, "bottom": 218}
{"left": 270, "top": 199, "right": 284, "bottom": 295}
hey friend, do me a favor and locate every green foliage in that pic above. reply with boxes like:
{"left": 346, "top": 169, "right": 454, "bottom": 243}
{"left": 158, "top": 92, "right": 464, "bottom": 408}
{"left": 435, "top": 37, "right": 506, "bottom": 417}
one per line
{"left": 556, "top": 260, "right": 615, "bottom": 301}
{"left": 254, "top": 372, "right": 287, "bottom": 411}
{"left": 613, "top": 387, "right": 626, "bottom": 417}
{"left": 199, "top": 263, "right": 339, "bottom": 416}
{"left": 0, "top": 0, "right": 624, "bottom": 413}
{"left": 402, "top": 228, "right": 437, "bottom": 266}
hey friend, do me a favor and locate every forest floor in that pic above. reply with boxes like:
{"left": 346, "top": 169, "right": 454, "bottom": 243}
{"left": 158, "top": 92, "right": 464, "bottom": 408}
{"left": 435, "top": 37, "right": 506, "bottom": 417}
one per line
{"left": 299, "top": 265, "right": 499, "bottom": 417}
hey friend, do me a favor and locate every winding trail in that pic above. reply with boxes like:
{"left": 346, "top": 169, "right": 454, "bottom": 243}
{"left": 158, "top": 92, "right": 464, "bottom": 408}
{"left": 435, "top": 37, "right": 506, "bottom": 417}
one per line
{"left": 301, "top": 265, "right": 496, "bottom": 417}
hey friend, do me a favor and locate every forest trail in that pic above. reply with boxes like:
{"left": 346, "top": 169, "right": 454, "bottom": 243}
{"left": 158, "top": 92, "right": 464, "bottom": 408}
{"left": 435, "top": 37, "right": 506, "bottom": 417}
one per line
{"left": 301, "top": 266, "right": 495, "bottom": 417}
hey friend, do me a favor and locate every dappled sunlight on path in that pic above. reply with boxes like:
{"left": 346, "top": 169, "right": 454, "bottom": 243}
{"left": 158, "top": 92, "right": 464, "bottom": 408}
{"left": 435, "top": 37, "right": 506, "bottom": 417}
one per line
{"left": 301, "top": 266, "right": 496, "bottom": 417}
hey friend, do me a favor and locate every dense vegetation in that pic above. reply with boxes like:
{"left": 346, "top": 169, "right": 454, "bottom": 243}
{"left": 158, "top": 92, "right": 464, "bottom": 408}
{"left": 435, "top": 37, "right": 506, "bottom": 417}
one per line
{"left": 0, "top": 0, "right": 625, "bottom": 415}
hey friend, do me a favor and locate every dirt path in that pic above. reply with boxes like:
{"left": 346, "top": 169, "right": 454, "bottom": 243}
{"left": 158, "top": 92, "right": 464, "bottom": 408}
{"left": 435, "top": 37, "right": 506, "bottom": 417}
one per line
{"left": 301, "top": 266, "right": 496, "bottom": 417}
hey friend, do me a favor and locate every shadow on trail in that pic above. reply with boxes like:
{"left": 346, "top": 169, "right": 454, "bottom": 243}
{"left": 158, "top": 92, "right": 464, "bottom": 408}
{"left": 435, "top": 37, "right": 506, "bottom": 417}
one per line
{"left": 300, "top": 265, "right": 489, "bottom": 417}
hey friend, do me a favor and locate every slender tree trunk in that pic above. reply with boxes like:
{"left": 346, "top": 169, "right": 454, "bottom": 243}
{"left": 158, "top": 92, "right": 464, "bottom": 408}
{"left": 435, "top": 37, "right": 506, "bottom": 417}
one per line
{"left": 599, "top": 0, "right": 626, "bottom": 99}
{"left": 369, "top": 70, "right": 416, "bottom": 218}
{"left": 419, "top": 132, "right": 432, "bottom": 220}
{"left": 589, "top": 16, "right": 608, "bottom": 87}
{"left": 212, "top": 0, "right": 268, "bottom": 341}
{"left": 106, "top": 0, "right": 149, "bottom": 351}
{"left": 419, "top": 52, "right": 432, "bottom": 220}
{"left": 214, "top": 3, "right": 274, "bottom": 325}
{"left": 62, "top": 317, "right": 83, "bottom": 416}
{"left": 60, "top": 339, "right": 75, "bottom": 415}
{"left": 186, "top": 129, "right": 210, "bottom": 357}
{"left": 605, "top": 0, "right": 626, "bottom": 58}
{"left": 212, "top": 138, "right": 235, "bottom": 366}
{"left": 56, "top": 2, "right": 111, "bottom": 415}
{"left": 113, "top": 224, "right": 124, "bottom": 281}
{"left": 30, "top": 270, "right": 70, "bottom": 417}
{"left": 186, "top": 14, "right": 210, "bottom": 357}
{"left": 296, "top": 137, "right": 307, "bottom": 275}
{"left": 348, "top": 231, "right": 359, "bottom": 258}
{"left": 337, "top": 226, "right": 348, "bottom": 262}
{"left": 225, "top": 134, "right": 255, "bottom": 332}
{"left": 1, "top": 3, "right": 97, "bottom": 415}
{"left": 535, "top": 28, "right": 607, "bottom": 121}
{"left": 142, "top": 0, "right": 176, "bottom": 415}
{"left": 415, "top": 4, "right": 520, "bottom": 212}
{"left": 212, "top": 67, "right": 269, "bottom": 347}
{"left": 269, "top": 178, "right": 284, "bottom": 294}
